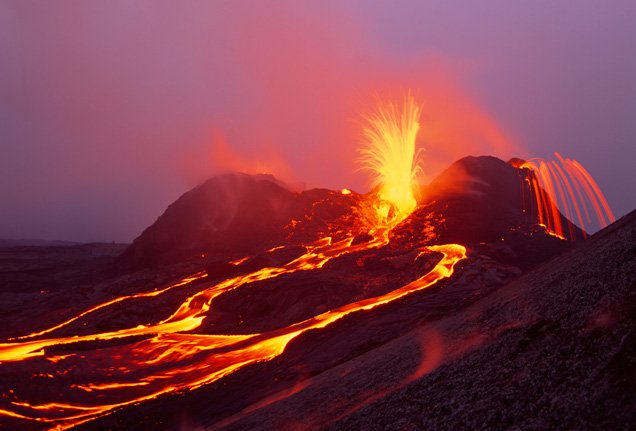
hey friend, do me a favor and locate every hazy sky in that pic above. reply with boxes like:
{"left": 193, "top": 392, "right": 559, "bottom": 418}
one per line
{"left": 1, "top": 0, "right": 634, "bottom": 242}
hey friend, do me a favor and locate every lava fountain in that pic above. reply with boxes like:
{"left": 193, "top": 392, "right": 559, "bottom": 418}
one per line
{"left": 0, "top": 92, "right": 469, "bottom": 430}
{"left": 518, "top": 152, "right": 615, "bottom": 239}
{"left": 359, "top": 92, "right": 423, "bottom": 224}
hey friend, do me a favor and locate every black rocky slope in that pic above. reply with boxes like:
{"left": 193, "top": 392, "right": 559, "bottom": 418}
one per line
{"left": 217, "top": 210, "right": 635, "bottom": 431}
{"left": 325, "top": 210, "right": 636, "bottom": 431}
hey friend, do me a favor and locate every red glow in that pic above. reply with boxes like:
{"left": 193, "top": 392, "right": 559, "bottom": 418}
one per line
{"left": 0, "top": 232, "right": 466, "bottom": 429}
{"left": 0, "top": 101, "right": 466, "bottom": 427}
{"left": 521, "top": 152, "right": 615, "bottom": 239}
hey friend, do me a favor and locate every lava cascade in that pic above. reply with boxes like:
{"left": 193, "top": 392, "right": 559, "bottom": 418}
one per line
{"left": 519, "top": 152, "right": 615, "bottom": 239}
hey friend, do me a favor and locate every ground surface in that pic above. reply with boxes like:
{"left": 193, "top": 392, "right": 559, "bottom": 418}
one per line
{"left": 0, "top": 162, "right": 632, "bottom": 430}
{"left": 215, "top": 210, "right": 636, "bottom": 430}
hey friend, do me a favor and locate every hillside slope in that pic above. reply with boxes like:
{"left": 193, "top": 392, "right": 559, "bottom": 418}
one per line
{"left": 219, "top": 210, "right": 635, "bottom": 430}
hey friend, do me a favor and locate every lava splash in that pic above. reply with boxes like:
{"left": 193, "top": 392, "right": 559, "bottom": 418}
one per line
{"left": 518, "top": 152, "right": 615, "bottom": 239}
{"left": 358, "top": 92, "right": 423, "bottom": 224}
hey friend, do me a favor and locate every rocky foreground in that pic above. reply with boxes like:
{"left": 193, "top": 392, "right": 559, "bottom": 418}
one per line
{"left": 214, "top": 210, "right": 635, "bottom": 431}
{"left": 69, "top": 218, "right": 635, "bottom": 431}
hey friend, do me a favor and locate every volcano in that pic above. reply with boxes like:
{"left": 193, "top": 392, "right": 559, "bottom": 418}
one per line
{"left": 121, "top": 156, "right": 578, "bottom": 271}
{"left": 118, "top": 172, "right": 369, "bottom": 269}
{"left": 0, "top": 155, "right": 631, "bottom": 431}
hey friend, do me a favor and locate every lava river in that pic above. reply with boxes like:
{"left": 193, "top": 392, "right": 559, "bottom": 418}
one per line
{"left": 0, "top": 92, "right": 467, "bottom": 429}
{"left": 0, "top": 224, "right": 465, "bottom": 430}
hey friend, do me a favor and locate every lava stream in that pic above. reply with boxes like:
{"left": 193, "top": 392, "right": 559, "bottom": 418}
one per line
{"left": 0, "top": 232, "right": 465, "bottom": 430}
{"left": 0, "top": 92, "right": 462, "bottom": 430}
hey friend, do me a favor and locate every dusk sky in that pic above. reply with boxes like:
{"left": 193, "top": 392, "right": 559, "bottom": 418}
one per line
{"left": 1, "top": 0, "right": 635, "bottom": 243}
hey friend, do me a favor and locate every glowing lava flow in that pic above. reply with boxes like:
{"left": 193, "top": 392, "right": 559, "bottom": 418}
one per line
{"left": 0, "top": 228, "right": 466, "bottom": 429}
{"left": 520, "top": 152, "right": 615, "bottom": 239}
{"left": 359, "top": 93, "right": 423, "bottom": 222}
{"left": 0, "top": 93, "right": 463, "bottom": 430}
{"left": 9, "top": 272, "right": 208, "bottom": 341}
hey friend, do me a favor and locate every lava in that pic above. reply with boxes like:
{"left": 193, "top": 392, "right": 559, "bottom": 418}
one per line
{"left": 0, "top": 229, "right": 465, "bottom": 429}
{"left": 358, "top": 92, "right": 423, "bottom": 223}
{"left": 9, "top": 272, "right": 208, "bottom": 341}
{"left": 1, "top": 93, "right": 614, "bottom": 429}
{"left": 0, "top": 94, "right": 470, "bottom": 429}
{"left": 520, "top": 152, "right": 615, "bottom": 239}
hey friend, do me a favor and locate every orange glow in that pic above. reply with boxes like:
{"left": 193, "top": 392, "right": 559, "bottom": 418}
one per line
{"left": 10, "top": 272, "right": 207, "bottom": 341}
{"left": 521, "top": 152, "right": 615, "bottom": 239}
{"left": 398, "top": 70, "right": 516, "bottom": 182}
{"left": 229, "top": 256, "right": 251, "bottom": 266}
{"left": 407, "top": 329, "right": 444, "bottom": 382}
{"left": 0, "top": 229, "right": 465, "bottom": 428}
{"left": 0, "top": 95, "right": 477, "bottom": 429}
{"left": 71, "top": 381, "right": 150, "bottom": 392}
{"left": 358, "top": 93, "right": 423, "bottom": 224}
{"left": 206, "top": 132, "right": 295, "bottom": 183}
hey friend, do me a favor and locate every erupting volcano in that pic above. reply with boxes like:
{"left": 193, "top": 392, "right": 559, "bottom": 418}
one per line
{"left": 0, "top": 93, "right": 632, "bottom": 431}
{"left": 359, "top": 93, "right": 423, "bottom": 224}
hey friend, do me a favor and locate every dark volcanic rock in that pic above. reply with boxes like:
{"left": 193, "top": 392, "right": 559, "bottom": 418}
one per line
{"left": 0, "top": 243, "right": 128, "bottom": 338}
{"left": 4, "top": 156, "right": 627, "bottom": 431}
{"left": 201, "top": 249, "right": 444, "bottom": 335}
{"left": 118, "top": 173, "right": 365, "bottom": 269}
{"left": 321, "top": 210, "right": 636, "bottom": 431}
{"left": 208, "top": 210, "right": 636, "bottom": 431}
{"left": 423, "top": 155, "right": 584, "bottom": 243}
{"left": 118, "top": 158, "right": 588, "bottom": 338}
{"left": 119, "top": 157, "right": 584, "bottom": 272}
{"left": 76, "top": 212, "right": 634, "bottom": 431}
{"left": 119, "top": 173, "right": 297, "bottom": 268}
{"left": 393, "top": 156, "right": 584, "bottom": 269}
{"left": 206, "top": 245, "right": 307, "bottom": 281}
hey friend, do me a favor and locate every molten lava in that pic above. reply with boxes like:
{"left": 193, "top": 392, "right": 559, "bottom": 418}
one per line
{"left": 0, "top": 87, "right": 618, "bottom": 429}
{"left": 0, "top": 235, "right": 465, "bottom": 429}
{"left": 0, "top": 94, "right": 469, "bottom": 430}
{"left": 359, "top": 93, "right": 423, "bottom": 224}
{"left": 520, "top": 152, "right": 615, "bottom": 239}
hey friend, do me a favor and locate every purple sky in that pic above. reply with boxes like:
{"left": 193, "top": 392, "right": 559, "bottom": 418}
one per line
{"left": 1, "top": 0, "right": 634, "bottom": 242}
